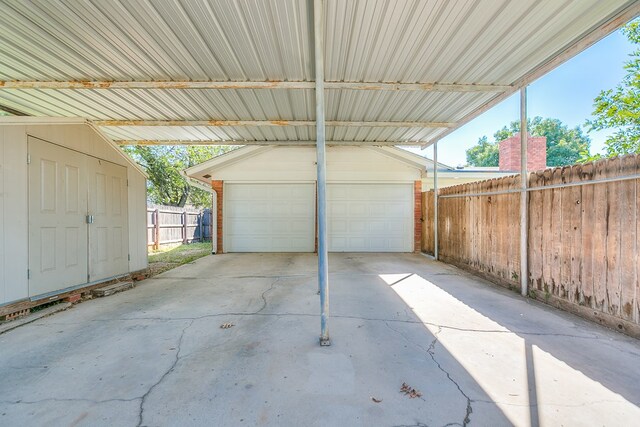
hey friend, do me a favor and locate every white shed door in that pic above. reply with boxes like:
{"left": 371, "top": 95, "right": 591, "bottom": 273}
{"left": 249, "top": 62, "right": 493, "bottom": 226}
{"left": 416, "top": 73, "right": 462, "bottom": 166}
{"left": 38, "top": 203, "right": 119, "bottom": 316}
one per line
{"left": 88, "top": 158, "right": 129, "bottom": 282}
{"left": 28, "top": 137, "right": 89, "bottom": 296}
{"left": 328, "top": 183, "right": 413, "bottom": 252}
{"left": 225, "top": 183, "right": 315, "bottom": 252}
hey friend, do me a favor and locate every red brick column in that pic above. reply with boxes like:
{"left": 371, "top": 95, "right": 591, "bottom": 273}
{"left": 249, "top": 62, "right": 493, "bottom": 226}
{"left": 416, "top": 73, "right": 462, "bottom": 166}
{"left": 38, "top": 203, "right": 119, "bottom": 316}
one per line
{"left": 212, "top": 180, "right": 224, "bottom": 253}
{"left": 414, "top": 180, "right": 422, "bottom": 253}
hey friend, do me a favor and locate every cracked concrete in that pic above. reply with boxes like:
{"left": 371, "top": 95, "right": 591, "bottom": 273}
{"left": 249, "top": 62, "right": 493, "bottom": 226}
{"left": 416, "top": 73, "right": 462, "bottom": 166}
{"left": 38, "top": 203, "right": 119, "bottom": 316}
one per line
{"left": 1, "top": 253, "right": 639, "bottom": 426}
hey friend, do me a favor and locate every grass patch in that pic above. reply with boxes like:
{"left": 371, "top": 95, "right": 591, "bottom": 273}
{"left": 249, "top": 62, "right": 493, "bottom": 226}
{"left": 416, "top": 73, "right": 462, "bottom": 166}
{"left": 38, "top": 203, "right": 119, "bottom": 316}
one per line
{"left": 148, "top": 242, "right": 212, "bottom": 276}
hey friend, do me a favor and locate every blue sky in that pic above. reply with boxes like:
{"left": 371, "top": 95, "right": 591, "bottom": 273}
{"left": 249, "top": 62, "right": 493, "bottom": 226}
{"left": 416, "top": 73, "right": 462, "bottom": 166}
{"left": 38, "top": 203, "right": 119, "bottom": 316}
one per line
{"left": 413, "top": 26, "right": 635, "bottom": 167}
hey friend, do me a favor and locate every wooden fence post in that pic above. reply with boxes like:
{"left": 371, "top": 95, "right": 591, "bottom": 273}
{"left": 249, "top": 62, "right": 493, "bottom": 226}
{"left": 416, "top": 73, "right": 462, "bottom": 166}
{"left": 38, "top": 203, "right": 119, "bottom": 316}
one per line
{"left": 153, "top": 209, "right": 160, "bottom": 250}
{"left": 182, "top": 211, "right": 188, "bottom": 244}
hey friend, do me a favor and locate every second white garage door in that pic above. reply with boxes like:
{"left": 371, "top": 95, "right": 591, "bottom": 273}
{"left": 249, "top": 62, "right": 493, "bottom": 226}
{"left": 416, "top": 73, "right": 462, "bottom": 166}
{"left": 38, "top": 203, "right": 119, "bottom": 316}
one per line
{"left": 225, "top": 183, "right": 315, "bottom": 252}
{"left": 328, "top": 183, "right": 413, "bottom": 252}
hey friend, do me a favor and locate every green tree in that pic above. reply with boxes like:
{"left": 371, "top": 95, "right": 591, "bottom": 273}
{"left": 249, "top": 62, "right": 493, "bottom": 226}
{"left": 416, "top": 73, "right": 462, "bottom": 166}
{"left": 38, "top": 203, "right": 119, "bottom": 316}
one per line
{"left": 466, "top": 116, "right": 591, "bottom": 167}
{"left": 465, "top": 136, "right": 499, "bottom": 166}
{"left": 586, "top": 20, "right": 640, "bottom": 158}
{"left": 124, "top": 145, "right": 231, "bottom": 208}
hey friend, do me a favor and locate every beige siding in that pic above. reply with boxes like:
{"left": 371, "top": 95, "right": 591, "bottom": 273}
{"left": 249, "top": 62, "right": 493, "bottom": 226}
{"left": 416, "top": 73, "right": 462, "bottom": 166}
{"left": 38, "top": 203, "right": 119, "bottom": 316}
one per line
{"left": 128, "top": 169, "right": 148, "bottom": 272}
{"left": 212, "top": 146, "right": 422, "bottom": 182}
{"left": 0, "top": 126, "right": 29, "bottom": 305}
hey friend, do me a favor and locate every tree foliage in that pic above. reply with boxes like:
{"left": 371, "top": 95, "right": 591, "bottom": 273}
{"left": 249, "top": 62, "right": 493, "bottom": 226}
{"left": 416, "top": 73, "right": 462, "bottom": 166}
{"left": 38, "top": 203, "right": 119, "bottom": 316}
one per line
{"left": 585, "top": 20, "right": 640, "bottom": 158}
{"left": 466, "top": 116, "right": 591, "bottom": 167}
{"left": 465, "top": 136, "right": 499, "bottom": 167}
{"left": 124, "top": 145, "right": 232, "bottom": 208}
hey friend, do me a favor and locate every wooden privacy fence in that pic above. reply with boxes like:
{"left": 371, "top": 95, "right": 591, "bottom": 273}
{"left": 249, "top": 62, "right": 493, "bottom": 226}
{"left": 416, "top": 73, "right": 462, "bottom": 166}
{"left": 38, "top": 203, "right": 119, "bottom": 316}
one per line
{"left": 147, "top": 204, "right": 213, "bottom": 249}
{"left": 422, "top": 154, "right": 640, "bottom": 334}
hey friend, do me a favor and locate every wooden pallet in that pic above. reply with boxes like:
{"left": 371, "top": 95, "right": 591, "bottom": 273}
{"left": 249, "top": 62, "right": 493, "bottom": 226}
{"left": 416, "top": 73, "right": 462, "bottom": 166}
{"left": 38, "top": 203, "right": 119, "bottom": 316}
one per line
{"left": 0, "top": 274, "right": 134, "bottom": 319}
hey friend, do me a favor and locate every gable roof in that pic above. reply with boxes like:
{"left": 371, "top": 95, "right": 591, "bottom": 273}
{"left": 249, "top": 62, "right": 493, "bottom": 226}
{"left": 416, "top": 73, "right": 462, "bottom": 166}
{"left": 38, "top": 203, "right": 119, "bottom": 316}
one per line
{"left": 184, "top": 145, "right": 431, "bottom": 183}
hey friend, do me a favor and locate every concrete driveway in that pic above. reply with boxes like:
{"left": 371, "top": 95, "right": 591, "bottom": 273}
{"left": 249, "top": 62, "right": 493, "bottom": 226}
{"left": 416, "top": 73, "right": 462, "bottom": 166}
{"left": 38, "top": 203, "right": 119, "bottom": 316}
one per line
{"left": 1, "top": 253, "right": 639, "bottom": 426}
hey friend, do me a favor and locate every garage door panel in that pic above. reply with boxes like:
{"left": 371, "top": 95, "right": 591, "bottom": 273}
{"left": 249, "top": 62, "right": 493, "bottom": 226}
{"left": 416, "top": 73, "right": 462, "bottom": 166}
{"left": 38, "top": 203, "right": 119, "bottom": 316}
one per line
{"left": 328, "top": 183, "right": 413, "bottom": 252}
{"left": 369, "top": 220, "right": 386, "bottom": 233}
{"left": 348, "top": 203, "right": 367, "bottom": 216}
{"left": 290, "top": 203, "right": 313, "bottom": 216}
{"left": 227, "top": 218, "right": 267, "bottom": 234}
{"left": 329, "top": 203, "right": 348, "bottom": 216}
{"left": 349, "top": 221, "right": 367, "bottom": 233}
{"left": 288, "top": 219, "right": 313, "bottom": 233}
{"left": 385, "top": 204, "right": 407, "bottom": 216}
{"left": 225, "top": 183, "right": 314, "bottom": 252}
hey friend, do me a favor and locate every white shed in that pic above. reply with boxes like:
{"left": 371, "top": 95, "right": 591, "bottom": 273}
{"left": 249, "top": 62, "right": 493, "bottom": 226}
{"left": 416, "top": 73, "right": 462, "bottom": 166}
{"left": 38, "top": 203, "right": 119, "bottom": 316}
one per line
{"left": 185, "top": 145, "right": 427, "bottom": 254}
{"left": 0, "top": 117, "right": 147, "bottom": 309}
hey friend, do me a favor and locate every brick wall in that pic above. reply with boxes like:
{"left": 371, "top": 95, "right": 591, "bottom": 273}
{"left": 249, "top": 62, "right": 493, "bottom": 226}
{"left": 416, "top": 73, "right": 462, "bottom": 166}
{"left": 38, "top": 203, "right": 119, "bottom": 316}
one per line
{"left": 499, "top": 133, "right": 547, "bottom": 171}
{"left": 211, "top": 180, "right": 223, "bottom": 253}
{"left": 414, "top": 180, "right": 422, "bottom": 253}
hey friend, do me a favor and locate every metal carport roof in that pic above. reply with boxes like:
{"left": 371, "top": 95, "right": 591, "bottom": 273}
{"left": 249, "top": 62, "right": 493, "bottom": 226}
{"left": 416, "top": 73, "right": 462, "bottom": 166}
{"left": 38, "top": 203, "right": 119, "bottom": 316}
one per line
{"left": 0, "top": 0, "right": 638, "bottom": 147}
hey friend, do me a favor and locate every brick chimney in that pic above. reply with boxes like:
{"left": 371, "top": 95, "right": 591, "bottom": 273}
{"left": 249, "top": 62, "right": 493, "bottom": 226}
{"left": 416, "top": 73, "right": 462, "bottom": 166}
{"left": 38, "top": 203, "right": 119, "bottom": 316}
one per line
{"left": 498, "top": 133, "right": 547, "bottom": 171}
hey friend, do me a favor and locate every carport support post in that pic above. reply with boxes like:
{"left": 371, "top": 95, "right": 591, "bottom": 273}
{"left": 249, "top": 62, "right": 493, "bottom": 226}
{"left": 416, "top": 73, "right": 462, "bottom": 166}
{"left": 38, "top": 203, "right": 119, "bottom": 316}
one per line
{"left": 520, "top": 87, "right": 529, "bottom": 297}
{"left": 433, "top": 141, "right": 439, "bottom": 260}
{"left": 314, "top": 0, "right": 330, "bottom": 346}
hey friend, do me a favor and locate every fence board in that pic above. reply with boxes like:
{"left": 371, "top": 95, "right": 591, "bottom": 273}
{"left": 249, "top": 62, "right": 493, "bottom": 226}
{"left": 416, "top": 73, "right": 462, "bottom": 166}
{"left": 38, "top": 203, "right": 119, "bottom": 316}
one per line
{"left": 569, "top": 165, "right": 583, "bottom": 304}
{"left": 592, "top": 160, "right": 608, "bottom": 310}
{"left": 580, "top": 163, "right": 595, "bottom": 307}
{"left": 529, "top": 172, "right": 543, "bottom": 290}
{"left": 620, "top": 155, "right": 637, "bottom": 321}
{"left": 550, "top": 167, "right": 562, "bottom": 297}
{"left": 560, "top": 166, "right": 572, "bottom": 299}
{"left": 605, "top": 157, "right": 622, "bottom": 316}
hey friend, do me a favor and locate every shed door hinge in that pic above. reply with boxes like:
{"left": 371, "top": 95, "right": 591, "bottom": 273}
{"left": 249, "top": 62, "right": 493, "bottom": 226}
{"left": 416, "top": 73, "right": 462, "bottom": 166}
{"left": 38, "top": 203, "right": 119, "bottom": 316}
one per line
{"left": 128, "top": 254, "right": 131, "bottom": 261}
{"left": 27, "top": 269, "right": 31, "bottom": 279}
{"left": 27, "top": 154, "right": 31, "bottom": 164}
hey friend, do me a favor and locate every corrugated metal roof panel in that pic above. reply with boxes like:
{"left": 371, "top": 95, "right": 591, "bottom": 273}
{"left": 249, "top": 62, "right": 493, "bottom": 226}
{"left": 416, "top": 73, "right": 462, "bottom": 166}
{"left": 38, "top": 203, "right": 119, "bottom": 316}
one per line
{"left": 0, "top": 0, "right": 636, "bottom": 144}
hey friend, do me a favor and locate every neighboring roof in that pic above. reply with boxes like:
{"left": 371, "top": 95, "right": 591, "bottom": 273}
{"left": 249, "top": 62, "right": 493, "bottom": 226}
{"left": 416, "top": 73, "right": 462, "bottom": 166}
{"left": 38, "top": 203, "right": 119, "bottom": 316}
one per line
{"left": 0, "top": 116, "right": 147, "bottom": 177}
{"left": 184, "top": 145, "right": 429, "bottom": 182}
{"left": 0, "top": 1, "right": 637, "bottom": 147}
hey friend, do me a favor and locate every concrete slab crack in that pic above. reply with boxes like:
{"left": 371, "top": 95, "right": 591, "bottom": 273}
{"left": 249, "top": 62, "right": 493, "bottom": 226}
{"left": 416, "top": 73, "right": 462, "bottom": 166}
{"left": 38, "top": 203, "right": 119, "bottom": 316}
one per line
{"left": 255, "top": 278, "right": 279, "bottom": 314}
{"left": 385, "top": 323, "right": 473, "bottom": 427}
{"left": 135, "top": 280, "right": 277, "bottom": 426}
{"left": 137, "top": 319, "right": 195, "bottom": 427}
{"left": 426, "top": 327, "right": 473, "bottom": 427}
{"left": 0, "top": 397, "right": 139, "bottom": 405}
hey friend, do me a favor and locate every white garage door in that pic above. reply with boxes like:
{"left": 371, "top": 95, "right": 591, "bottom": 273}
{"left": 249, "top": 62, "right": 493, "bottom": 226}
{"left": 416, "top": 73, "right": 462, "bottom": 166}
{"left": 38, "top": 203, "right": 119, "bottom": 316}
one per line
{"left": 225, "top": 183, "right": 315, "bottom": 252}
{"left": 328, "top": 183, "right": 413, "bottom": 252}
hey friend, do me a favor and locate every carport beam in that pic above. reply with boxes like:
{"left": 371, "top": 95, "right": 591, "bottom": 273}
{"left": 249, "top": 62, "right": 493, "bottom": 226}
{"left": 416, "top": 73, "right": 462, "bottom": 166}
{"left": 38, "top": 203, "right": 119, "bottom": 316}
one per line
{"left": 315, "top": 0, "right": 330, "bottom": 346}
{"left": 520, "top": 87, "right": 528, "bottom": 297}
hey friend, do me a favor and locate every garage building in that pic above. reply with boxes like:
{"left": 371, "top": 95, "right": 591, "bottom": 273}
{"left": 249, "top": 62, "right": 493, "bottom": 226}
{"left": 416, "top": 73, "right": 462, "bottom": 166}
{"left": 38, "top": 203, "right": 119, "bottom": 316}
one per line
{"left": 185, "top": 145, "right": 426, "bottom": 253}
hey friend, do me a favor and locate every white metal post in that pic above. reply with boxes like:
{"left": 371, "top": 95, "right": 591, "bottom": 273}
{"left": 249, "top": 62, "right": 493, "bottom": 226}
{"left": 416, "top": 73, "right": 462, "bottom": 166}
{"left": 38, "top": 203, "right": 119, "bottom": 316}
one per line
{"left": 520, "top": 87, "right": 529, "bottom": 297}
{"left": 314, "top": 0, "right": 330, "bottom": 346}
{"left": 433, "top": 142, "right": 439, "bottom": 260}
